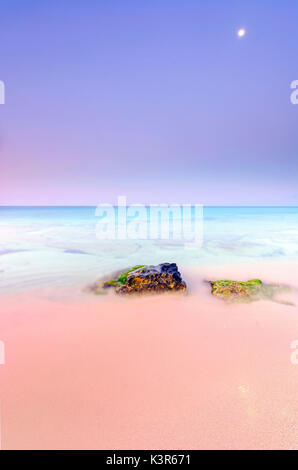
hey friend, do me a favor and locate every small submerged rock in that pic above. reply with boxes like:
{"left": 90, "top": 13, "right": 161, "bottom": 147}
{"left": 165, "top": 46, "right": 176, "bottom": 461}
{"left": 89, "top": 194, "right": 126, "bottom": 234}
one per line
{"left": 209, "top": 279, "right": 293, "bottom": 304}
{"left": 87, "top": 263, "right": 187, "bottom": 296}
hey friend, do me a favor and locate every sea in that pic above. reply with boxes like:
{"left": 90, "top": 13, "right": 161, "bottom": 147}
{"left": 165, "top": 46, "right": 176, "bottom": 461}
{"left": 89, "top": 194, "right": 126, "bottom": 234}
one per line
{"left": 0, "top": 206, "right": 297, "bottom": 294}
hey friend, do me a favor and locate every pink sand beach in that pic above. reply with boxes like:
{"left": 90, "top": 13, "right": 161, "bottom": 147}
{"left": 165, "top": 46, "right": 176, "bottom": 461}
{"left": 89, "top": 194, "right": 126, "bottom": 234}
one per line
{"left": 1, "top": 0, "right": 298, "bottom": 452}
{"left": 0, "top": 261, "right": 297, "bottom": 450}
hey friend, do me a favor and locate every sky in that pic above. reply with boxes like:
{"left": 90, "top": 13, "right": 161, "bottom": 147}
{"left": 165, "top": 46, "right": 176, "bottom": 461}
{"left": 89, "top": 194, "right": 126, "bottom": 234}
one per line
{"left": 0, "top": 0, "right": 298, "bottom": 205}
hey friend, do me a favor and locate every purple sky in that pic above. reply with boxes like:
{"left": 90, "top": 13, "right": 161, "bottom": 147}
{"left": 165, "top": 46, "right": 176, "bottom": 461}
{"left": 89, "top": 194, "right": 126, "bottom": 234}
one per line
{"left": 0, "top": 0, "right": 298, "bottom": 205}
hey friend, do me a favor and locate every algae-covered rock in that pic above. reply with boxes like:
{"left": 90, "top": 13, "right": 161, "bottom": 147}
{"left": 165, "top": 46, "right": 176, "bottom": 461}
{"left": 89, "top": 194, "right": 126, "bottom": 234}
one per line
{"left": 87, "top": 263, "right": 187, "bottom": 296}
{"left": 116, "top": 263, "right": 187, "bottom": 295}
{"left": 209, "top": 279, "right": 293, "bottom": 304}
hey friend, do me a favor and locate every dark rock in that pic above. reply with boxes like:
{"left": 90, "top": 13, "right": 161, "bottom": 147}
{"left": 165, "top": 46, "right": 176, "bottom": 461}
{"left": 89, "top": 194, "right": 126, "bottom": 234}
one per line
{"left": 115, "top": 263, "right": 187, "bottom": 295}
{"left": 85, "top": 263, "right": 187, "bottom": 296}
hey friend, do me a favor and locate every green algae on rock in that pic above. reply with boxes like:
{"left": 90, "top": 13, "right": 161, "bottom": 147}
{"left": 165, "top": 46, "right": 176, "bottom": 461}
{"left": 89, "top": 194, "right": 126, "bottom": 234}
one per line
{"left": 209, "top": 279, "right": 293, "bottom": 304}
{"left": 84, "top": 266, "right": 145, "bottom": 295}
{"left": 103, "top": 265, "right": 146, "bottom": 288}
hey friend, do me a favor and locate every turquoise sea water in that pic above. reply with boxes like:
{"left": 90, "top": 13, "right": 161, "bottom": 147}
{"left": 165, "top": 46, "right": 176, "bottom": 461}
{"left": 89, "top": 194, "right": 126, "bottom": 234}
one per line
{"left": 0, "top": 206, "right": 297, "bottom": 294}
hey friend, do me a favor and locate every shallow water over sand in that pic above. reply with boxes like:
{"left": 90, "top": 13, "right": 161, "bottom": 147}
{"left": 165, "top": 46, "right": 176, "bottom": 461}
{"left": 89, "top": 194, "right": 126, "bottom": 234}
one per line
{"left": 0, "top": 207, "right": 297, "bottom": 448}
{"left": 0, "top": 206, "right": 298, "bottom": 294}
{"left": 0, "top": 262, "right": 297, "bottom": 449}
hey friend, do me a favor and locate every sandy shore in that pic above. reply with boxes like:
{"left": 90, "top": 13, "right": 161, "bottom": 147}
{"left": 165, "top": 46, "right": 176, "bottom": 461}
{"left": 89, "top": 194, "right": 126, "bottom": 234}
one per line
{"left": 0, "top": 261, "right": 297, "bottom": 449}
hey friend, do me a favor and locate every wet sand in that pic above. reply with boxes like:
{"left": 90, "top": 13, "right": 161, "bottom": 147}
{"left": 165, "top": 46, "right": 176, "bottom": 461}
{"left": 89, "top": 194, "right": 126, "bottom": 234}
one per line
{"left": 0, "top": 261, "right": 297, "bottom": 449}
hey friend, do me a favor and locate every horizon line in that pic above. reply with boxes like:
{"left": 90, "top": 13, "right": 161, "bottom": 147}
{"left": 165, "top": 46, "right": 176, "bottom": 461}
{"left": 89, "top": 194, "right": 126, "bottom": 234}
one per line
{"left": 0, "top": 204, "right": 297, "bottom": 208}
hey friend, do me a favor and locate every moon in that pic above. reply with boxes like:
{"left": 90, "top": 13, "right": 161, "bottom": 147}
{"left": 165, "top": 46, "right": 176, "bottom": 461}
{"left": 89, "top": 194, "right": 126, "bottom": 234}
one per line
{"left": 237, "top": 28, "right": 246, "bottom": 37}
